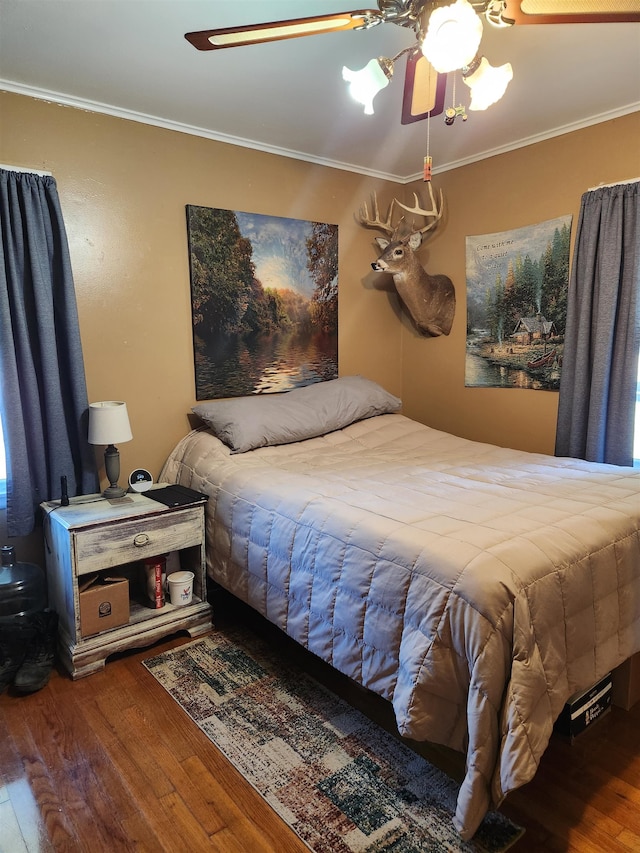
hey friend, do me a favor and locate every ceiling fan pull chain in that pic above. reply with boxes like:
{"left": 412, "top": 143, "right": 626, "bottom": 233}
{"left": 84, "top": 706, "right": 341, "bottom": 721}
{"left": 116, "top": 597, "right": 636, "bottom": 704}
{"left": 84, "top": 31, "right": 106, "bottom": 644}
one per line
{"left": 424, "top": 111, "right": 432, "bottom": 182}
{"left": 444, "top": 73, "right": 469, "bottom": 126}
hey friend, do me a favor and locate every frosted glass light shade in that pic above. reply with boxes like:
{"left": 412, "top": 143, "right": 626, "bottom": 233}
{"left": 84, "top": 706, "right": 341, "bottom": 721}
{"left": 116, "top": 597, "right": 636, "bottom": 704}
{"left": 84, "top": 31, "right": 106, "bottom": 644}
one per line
{"left": 463, "top": 57, "right": 513, "bottom": 110}
{"left": 422, "top": 0, "right": 483, "bottom": 73}
{"left": 343, "top": 58, "right": 392, "bottom": 115}
{"left": 88, "top": 401, "right": 133, "bottom": 446}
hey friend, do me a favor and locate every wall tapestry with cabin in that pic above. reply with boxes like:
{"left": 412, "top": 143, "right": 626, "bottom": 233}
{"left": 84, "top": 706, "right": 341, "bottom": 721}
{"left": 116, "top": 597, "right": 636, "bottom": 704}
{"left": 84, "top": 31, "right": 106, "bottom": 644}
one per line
{"left": 186, "top": 205, "right": 338, "bottom": 400}
{"left": 465, "top": 215, "right": 572, "bottom": 391}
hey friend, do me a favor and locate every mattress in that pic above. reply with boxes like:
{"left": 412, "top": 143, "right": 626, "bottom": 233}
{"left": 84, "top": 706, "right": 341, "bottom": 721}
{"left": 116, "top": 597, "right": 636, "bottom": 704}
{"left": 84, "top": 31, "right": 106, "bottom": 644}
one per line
{"left": 160, "top": 413, "right": 640, "bottom": 839}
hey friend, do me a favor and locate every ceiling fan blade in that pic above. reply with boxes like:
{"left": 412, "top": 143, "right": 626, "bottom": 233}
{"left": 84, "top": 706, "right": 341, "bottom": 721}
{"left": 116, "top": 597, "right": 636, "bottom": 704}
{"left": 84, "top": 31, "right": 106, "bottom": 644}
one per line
{"left": 401, "top": 54, "right": 446, "bottom": 124}
{"left": 503, "top": 0, "right": 640, "bottom": 24}
{"left": 185, "top": 10, "right": 381, "bottom": 51}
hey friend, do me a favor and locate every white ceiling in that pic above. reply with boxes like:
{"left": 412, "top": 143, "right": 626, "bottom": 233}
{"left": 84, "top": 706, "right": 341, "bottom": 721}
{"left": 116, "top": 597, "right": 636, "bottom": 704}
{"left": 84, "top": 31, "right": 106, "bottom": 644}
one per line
{"left": 1, "top": 1, "right": 639, "bottom": 183}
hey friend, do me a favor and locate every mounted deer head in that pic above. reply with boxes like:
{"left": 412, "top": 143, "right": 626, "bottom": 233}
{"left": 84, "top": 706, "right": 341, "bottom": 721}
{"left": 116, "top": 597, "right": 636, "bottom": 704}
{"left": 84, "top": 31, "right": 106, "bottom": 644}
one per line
{"left": 358, "top": 184, "right": 455, "bottom": 337}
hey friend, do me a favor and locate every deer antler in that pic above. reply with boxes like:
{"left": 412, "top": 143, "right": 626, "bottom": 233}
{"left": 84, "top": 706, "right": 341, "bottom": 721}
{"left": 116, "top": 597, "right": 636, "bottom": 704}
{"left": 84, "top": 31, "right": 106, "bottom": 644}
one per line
{"left": 394, "top": 183, "right": 444, "bottom": 235}
{"left": 357, "top": 194, "right": 399, "bottom": 236}
{"left": 358, "top": 184, "right": 444, "bottom": 238}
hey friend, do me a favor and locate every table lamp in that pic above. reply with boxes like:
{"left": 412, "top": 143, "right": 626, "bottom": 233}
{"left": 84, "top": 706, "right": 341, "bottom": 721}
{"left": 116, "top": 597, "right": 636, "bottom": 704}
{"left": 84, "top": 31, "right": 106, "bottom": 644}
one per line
{"left": 88, "top": 401, "right": 133, "bottom": 498}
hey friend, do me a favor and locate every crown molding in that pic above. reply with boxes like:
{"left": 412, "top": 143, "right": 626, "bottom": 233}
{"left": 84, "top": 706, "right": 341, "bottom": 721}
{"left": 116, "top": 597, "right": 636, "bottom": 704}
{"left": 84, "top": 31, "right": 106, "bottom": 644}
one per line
{"left": 401, "top": 102, "right": 640, "bottom": 183}
{"left": 2, "top": 80, "right": 638, "bottom": 185}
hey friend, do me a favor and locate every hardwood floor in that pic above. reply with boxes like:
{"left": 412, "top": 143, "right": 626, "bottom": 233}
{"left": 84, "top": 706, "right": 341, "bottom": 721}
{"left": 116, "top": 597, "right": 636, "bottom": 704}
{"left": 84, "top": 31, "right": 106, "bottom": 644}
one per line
{"left": 1, "top": 605, "right": 639, "bottom": 852}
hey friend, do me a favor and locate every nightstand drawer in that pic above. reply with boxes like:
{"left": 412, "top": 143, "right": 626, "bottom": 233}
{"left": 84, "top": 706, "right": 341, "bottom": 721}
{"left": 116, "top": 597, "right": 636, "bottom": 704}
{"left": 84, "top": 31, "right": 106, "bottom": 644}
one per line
{"left": 73, "top": 508, "right": 203, "bottom": 576}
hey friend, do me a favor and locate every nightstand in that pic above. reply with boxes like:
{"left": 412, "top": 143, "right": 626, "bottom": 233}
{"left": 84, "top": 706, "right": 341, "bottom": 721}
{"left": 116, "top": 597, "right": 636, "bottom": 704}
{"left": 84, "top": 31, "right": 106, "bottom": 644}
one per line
{"left": 41, "top": 491, "right": 212, "bottom": 679}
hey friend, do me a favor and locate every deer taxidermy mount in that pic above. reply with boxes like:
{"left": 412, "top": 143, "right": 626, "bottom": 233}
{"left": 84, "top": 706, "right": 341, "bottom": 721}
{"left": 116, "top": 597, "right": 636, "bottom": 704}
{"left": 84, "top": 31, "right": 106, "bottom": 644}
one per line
{"left": 358, "top": 184, "right": 455, "bottom": 337}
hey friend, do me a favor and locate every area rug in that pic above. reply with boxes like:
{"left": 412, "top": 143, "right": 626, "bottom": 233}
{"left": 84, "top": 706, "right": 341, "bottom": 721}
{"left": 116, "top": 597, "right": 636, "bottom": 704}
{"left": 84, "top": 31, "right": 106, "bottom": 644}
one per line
{"left": 143, "top": 629, "right": 524, "bottom": 853}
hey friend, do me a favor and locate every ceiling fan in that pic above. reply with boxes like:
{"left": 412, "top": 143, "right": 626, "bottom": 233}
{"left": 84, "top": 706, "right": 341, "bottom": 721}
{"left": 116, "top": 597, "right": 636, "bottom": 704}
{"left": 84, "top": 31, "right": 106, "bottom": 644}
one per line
{"left": 185, "top": 1, "right": 640, "bottom": 124}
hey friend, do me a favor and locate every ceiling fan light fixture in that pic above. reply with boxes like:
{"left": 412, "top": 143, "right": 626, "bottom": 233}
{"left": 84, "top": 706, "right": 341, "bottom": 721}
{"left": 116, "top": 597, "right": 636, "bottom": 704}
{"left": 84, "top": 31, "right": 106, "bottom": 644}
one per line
{"left": 484, "top": 0, "right": 515, "bottom": 26}
{"left": 343, "top": 57, "right": 394, "bottom": 115}
{"left": 421, "top": 0, "right": 484, "bottom": 72}
{"left": 462, "top": 55, "right": 513, "bottom": 109}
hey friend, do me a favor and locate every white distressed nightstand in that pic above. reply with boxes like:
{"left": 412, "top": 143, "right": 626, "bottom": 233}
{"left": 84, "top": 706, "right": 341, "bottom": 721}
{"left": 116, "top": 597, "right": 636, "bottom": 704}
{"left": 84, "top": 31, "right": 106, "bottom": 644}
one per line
{"left": 41, "top": 491, "right": 212, "bottom": 679}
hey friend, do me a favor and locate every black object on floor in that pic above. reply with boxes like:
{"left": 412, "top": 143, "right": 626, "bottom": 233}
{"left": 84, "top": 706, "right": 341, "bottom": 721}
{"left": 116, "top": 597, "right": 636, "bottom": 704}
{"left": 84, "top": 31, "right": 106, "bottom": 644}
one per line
{"left": 13, "top": 609, "right": 59, "bottom": 694}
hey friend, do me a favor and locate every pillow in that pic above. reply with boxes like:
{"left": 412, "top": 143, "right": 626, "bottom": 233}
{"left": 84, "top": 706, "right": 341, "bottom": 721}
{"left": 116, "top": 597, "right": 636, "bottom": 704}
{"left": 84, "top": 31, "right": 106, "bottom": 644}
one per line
{"left": 192, "top": 375, "right": 401, "bottom": 453}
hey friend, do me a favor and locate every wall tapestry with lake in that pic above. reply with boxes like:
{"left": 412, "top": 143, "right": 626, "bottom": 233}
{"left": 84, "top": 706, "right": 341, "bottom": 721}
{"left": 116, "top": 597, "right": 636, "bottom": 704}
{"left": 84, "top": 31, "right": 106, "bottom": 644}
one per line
{"left": 465, "top": 215, "right": 572, "bottom": 391}
{"left": 186, "top": 205, "right": 338, "bottom": 400}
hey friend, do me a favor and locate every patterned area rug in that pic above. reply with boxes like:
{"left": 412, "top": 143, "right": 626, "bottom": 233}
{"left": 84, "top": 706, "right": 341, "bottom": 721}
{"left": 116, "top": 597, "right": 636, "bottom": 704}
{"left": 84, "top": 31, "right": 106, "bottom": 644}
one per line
{"left": 143, "top": 630, "right": 523, "bottom": 853}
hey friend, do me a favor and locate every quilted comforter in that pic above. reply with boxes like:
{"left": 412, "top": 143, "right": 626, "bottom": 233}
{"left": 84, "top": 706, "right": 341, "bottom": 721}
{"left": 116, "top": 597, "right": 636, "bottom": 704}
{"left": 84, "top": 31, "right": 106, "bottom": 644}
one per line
{"left": 160, "top": 414, "right": 640, "bottom": 840}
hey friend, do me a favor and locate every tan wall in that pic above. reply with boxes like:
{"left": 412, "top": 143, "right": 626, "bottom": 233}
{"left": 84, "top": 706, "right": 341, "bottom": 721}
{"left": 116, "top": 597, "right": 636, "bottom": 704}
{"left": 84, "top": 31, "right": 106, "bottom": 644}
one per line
{"left": 1, "top": 92, "right": 639, "bottom": 559}
{"left": 399, "top": 111, "right": 640, "bottom": 454}
{"left": 0, "top": 92, "right": 402, "bottom": 502}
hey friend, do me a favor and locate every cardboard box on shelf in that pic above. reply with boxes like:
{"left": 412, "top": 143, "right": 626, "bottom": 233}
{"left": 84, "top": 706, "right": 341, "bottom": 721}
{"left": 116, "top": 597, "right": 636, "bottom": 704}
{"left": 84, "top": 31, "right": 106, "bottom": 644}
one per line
{"left": 79, "top": 573, "right": 129, "bottom": 637}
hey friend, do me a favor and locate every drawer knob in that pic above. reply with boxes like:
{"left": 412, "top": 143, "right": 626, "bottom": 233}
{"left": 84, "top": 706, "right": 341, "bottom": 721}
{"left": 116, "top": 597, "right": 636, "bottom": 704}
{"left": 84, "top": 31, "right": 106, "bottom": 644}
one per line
{"left": 133, "top": 533, "right": 150, "bottom": 547}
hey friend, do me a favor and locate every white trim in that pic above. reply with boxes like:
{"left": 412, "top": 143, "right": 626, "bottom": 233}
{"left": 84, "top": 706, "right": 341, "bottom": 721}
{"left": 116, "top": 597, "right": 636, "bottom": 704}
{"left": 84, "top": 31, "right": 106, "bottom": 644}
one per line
{"left": 2, "top": 79, "right": 639, "bottom": 185}
{"left": 0, "top": 162, "right": 52, "bottom": 176}
{"left": 404, "top": 104, "right": 640, "bottom": 183}
{"left": 587, "top": 177, "right": 640, "bottom": 191}
{"left": 0, "top": 81, "right": 398, "bottom": 181}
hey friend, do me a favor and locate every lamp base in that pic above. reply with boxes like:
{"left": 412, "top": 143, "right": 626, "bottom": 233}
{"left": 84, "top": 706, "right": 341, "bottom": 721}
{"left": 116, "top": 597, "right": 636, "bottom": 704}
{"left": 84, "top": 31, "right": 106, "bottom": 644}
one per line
{"left": 103, "top": 444, "right": 126, "bottom": 499}
{"left": 102, "top": 484, "right": 127, "bottom": 499}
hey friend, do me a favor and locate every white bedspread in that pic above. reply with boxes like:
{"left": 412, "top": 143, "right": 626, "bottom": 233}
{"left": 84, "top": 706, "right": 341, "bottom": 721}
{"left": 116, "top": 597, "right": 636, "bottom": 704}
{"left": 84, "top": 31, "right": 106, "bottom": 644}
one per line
{"left": 160, "top": 414, "right": 640, "bottom": 839}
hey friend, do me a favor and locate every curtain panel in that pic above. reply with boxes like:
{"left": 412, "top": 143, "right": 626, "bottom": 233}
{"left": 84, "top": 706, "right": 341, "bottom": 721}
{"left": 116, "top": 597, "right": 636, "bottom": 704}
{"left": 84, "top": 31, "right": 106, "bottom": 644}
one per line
{"left": 556, "top": 181, "right": 640, "bottom": 466}
{"left": 0, "top": 168, "right": 97, "bottom": 536}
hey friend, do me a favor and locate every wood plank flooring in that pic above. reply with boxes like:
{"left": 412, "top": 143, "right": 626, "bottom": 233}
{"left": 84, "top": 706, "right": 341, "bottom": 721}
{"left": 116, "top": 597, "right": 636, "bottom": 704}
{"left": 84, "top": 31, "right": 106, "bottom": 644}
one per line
{"left": 1, "top": 602, "right": 639, "bottom": 852}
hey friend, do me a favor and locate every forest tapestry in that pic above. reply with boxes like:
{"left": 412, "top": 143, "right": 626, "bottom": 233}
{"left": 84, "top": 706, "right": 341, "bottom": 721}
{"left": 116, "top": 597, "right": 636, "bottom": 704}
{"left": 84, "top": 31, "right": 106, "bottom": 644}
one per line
{"left": 186, "top": 206, "right": 338, "bottom": 400}
{"left": 465, "top": 215, "right": 572, "bottom": 390}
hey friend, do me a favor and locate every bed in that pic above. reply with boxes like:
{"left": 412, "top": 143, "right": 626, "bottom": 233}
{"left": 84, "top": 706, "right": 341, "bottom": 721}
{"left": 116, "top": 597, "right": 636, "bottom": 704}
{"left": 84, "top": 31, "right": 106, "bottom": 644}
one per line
{"left": 159, "top": 376, "right": 640, "bottom": 840}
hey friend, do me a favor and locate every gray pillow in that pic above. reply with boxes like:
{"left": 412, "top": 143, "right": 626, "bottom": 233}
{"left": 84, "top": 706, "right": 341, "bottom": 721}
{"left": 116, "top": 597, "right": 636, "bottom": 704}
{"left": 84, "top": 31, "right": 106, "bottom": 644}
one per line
{"left": 192, "top": 375, "right": 402, "bottom": 453}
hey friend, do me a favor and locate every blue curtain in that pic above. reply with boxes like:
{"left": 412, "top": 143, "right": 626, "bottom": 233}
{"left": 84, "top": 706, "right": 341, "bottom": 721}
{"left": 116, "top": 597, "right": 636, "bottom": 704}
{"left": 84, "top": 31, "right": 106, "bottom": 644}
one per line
{"left": 0, "top": 168, "right": 98, "bottom": 536}
{"left": 555, "top": 181, "right": 640, "bottom": 466}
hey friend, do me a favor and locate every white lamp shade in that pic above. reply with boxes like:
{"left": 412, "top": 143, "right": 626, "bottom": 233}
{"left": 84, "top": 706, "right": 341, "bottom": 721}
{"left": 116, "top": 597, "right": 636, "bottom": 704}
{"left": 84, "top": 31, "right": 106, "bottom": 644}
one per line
{"left": 422, "top": 0, "right": 483, "bottom": 73}
{"left": 464, "top": 57, "right": 513, "bottom": 110}
{"left": 343, "top": 58, "right": 391, "bottom": 115}
{"left": 88, "top": 401, "right": 133, "bottom": 445}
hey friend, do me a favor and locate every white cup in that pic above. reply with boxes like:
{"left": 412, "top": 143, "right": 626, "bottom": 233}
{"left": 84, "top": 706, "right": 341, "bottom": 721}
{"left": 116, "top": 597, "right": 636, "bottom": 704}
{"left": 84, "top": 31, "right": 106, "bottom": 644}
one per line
{"left": 167, "top": 571, "right": 194, "bottom": 606}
